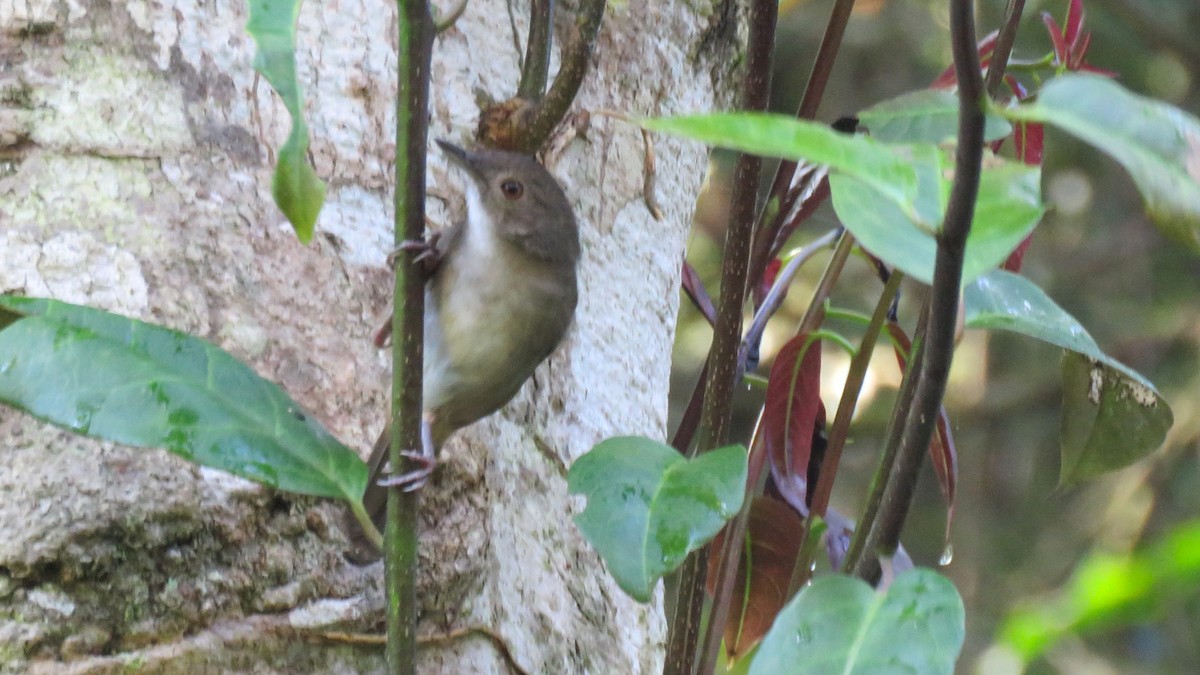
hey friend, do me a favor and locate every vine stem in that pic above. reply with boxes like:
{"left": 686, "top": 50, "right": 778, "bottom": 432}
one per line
{"left": 386, "top": 0, "right": 433, "bottom": 672}
{"left": 984, "top": 0, "right": 1026, "bottom": 97}
{"left": 664, "top": 0, "right": 777, "bottom": 672}
{"left": 848, "top": 0, "right": 985, "bottom": 583}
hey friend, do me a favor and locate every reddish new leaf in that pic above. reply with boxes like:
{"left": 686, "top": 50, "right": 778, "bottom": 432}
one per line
{"left": 1002, "top": 237, "right": 1033, "bottom": 272}
{"left": 886, "top": 323, "right": 958, "bottom": 530}
{"left": 931, "top": 30, "right": 999, "bottom": 89}
{"left": 1042, "top": 13, "right": 1070, "bottom": 67}
{"left": 706, "top": 496, "right": 804, "bottom": 663}
{"left": 1063, "top": 0, "right": 1084, "bottom": 46}
{"left": 762, "top": 334, "right": 823, "bottom": 509}
{"left": 756, "top": 258, "right": 783, "bottom": 308}
{"left": 1043, "top": 0, "right": 1114, "bottom": 75}
{"left": 682, "top": 259, "right": 718, "bottom": 327}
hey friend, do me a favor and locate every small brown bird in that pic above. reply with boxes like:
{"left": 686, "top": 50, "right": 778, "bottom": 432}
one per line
{"left": 361, "top": 141, "right": 580, "bottom": 527}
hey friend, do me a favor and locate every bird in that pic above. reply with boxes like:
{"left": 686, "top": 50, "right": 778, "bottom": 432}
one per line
{"left": 360, "top": 140, "right": 581, "bottom": 530}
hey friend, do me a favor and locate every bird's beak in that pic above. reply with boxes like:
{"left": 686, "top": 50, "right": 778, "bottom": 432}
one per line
{"left": 436, "top": 139, "right": 486, "bottom": 184}
{"left": 436, "top": 139, "right": 468, "bottom": 165}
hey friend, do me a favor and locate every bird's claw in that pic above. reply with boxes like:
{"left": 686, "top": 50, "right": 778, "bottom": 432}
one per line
{"left": 377, "top": 451, "right": 437, "bottom": 492}
{"left": 386, "top": 233, "right": 443, "bottom": 274}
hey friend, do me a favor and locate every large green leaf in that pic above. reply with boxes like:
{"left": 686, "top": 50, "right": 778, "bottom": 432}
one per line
{"left": 640, "top": 113, "right": 919, "bottom": 217}
{"left": 964, "top": 270, "right": 1173, "bottom": 485}
{"left": 1007, "top": 74, "right": 1200, "bottom": 252}
{"left": 859, "top": 89, "right": 1012, "bottom": 145}
{"left": 0, "top": 297, "right": 366, "bottom": 500}
{"left": 830, "top": 153, "right": 1044, "bottom": 285}
{"left": 749, "top": 569, "right": 965, "bottom": 675}
{"left": 246, "top": 0, "right": 326, "bottom": 242}
{"left": 643, "top": 112, "right": 1043, "bottom": 285}
{"left": 567, "top": 436, "right": 747, "bottom": 603}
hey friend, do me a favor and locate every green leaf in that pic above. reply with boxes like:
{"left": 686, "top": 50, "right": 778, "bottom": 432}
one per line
{"left": 567, "top": 436, "right": 747, "bottom": 603}
{"left": 749, "top": 569, "right": 965, "bottom": 675}
{"left": 1058, "top": 353, "right": 1173, "bottom": 486}
{"left": 0, "top": 297, "right": 366, "bottom": 501}
{"left": 964, "top": 270, "right": 1173, "bottom": 485}
{"left": 859, "top": 89, "right": 1013, "bottom": 145}
{"left": 640, "top": 113, "right": 919, "bottom": 215}
{"left": 1007, "top": 74, "right": 1200, "bottom": 252}
{"left": 642, "top": 112, "right": 1044, "bottom": 285}
{"left": 246, "top": 0, "right": 326, "bottom": 242}
{"left": 830, "top": 153, "right": 1044, "bottom": 285}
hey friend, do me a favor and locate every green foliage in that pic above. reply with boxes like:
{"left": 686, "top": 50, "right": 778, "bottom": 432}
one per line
{"left": 999, "top": 519, "right": 1200, "bottom": 665}
{"left": 641, "top": 111, "right": 1044, "bottom": 285}
{"left": 964, "top": 270, "right": 1173, "bottom": 485}
{"left": 1006, "top": 73, "right": 1200, "bottom": 252}
{"left": 829, "top": 153, "right": 1043, "bottom": 284}
{"left": 749, "top": 569, "right": 965, "bottom": 675}
{"left": 0, "top": 297, "right": 367, "bottom": 501}
{"left": 246, "top": 0, "right": 326, "bottom": 242}
{"left": 858, "top": 89, "right": 1012, "bottom": 144}
{"left": 567, "top": 437, "right": 747, "bottom": 602}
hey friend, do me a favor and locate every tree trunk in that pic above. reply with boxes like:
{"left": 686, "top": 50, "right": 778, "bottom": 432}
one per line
{"left": 0, "top": 0, "right": 739, "bottom": 671}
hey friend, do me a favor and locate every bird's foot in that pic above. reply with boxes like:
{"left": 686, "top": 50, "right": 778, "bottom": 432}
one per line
{"left": 374, "top": 232, "right": 444, "bottom": 348}
{"left": 375, "top": 417, "right": 437, "bottom": 492}
{"left": 386, "top": 229, "right": 444, "bottom": 275}
{"left": 376, "top": 451, "right": 437, "bottom": 492}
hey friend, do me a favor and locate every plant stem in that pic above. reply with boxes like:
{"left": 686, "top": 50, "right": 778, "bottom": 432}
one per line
{"left": 795, "top": 230, "right": 855, "bottom": 336}
{"left": 387, "top": 0, "right": 433, "bottom": 672}
{"left": 511, "top": 0, "right": 604, "bottom": 153}
{"left": 848, "top": 0, "right": 985, "bottom": 583}
{"left": 809, "top": 270, "right": 903, "bottom": 522}
{"left": 746, "top": 0, "right": 856, "bottom": 294}
{"left": 666, "top": 1, "right": 777, "bottom": 673}
{"left": 984, "top": 0, "right": 1026, "bottom": 97}
{"left": 670, "top": 0, "right": 854, "bottom": 465}
{"left": 518, "top": 0, "right": 554, "bottom": 100}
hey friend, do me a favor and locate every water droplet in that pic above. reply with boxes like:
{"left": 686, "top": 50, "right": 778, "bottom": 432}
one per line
{"left": 939, "top": 542, "right": 954, "bottom": 566}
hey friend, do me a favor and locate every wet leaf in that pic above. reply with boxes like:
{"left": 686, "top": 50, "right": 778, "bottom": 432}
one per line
{"left": 246, "top": 0, "right": 326, "bottom": 242}
{"left": 749, "top": 568, "right": 965, "bottom": 674}
{"left": 568, "top": 436, "right": 747, "bottom": 602}
{"left": 964, "top": 270, "right": 1172, "bottom": 484}
{"left": 0, "top": 297, "right": 367, "bottom": 500}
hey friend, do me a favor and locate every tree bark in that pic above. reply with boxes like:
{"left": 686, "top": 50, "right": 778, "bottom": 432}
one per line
{"left": 0, "top": 0, "right": 738, "bottom": 671}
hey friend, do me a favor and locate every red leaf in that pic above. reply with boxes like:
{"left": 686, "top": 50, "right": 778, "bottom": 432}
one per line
{"left": 681, "top": 259, "right": 717, "bottom": 327}
{"left": 1042, "top": 12, "right": 1068, "bottom": 66}
{"left": 762, "top": 334, "right": 823, "bottom": 510}
{"left": 1014, "top": 120, "right": 1043, "bottom": 165}
{"left": 1064, "top": 0, "right": 1084, "bottom": 46}
{"left": 931, "top": 30, "right": 999, "bottom": 89}
{"left": 886, "top": 324, "right": 958, "bottom": 527}
{"left": 706, "top": 496, "right": 804, "bottom": 663}
{"left": 757, "top": 258, "right": 782, "bottom": 307}
{"left": 1002, "top": 236, "right": 1033, "bottom": 272}
{"left": 1003, "top": 75, "right": 1030, "bottom": 102}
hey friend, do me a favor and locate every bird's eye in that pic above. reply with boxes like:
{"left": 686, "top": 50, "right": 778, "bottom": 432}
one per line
{"left": 500, "top": 179, "right": 524, "bottom": 200}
